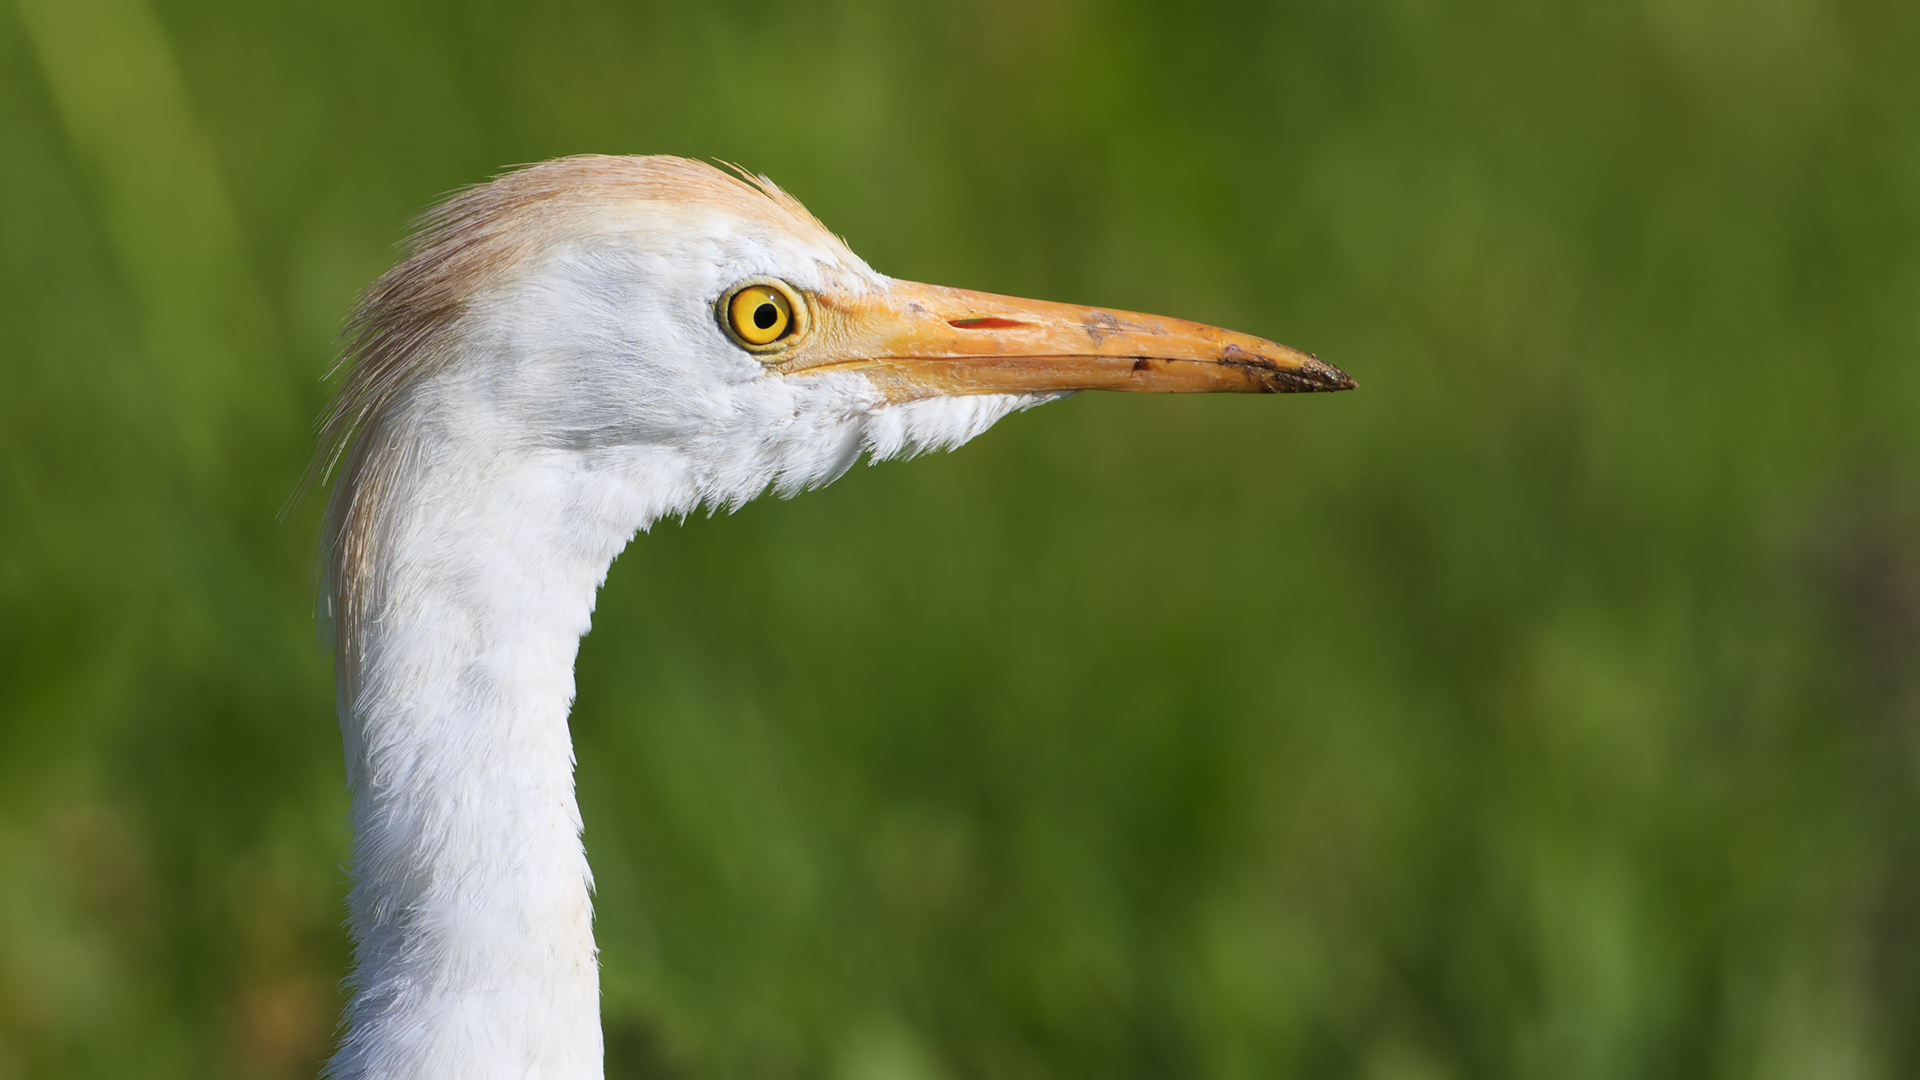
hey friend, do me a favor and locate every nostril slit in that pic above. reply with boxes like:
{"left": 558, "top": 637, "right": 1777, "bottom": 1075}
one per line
{"left": 948, "top": 317, "right": 1027, "bottom": 330}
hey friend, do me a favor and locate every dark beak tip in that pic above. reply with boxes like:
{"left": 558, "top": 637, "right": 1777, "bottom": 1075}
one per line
{"left": 1272, "top": 356, "right": 1357, "bottom": 393}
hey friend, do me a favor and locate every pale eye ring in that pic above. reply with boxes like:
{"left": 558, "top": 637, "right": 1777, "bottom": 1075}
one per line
{"left": 720, "top": 279, "right": 807, "bottom": 351}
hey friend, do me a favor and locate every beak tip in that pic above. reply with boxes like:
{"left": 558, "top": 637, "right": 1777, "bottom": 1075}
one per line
{"left": 1270, "top": 353, "right": 1357, "bottom": 393}
{"left": 1218, "top": 342, "right": 1356, "bottom": 392}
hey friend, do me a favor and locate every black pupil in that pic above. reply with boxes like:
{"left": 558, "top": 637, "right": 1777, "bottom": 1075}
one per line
{"left": 753, "top": 302, "right": 780, "bottom": 330}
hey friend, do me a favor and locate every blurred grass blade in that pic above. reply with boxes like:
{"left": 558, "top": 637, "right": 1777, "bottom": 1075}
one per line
{"left": 15, "top": 0, "right": 293, "bottom": 478}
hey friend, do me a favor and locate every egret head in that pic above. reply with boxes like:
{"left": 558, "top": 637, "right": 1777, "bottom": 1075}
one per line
{"left": 317, "top": 155, "right": 1351, "bottom": 657}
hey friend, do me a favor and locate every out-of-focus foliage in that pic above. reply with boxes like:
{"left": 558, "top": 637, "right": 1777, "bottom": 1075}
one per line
{"left": 2, "top": 0, "right": 1917, "bottom": 1076}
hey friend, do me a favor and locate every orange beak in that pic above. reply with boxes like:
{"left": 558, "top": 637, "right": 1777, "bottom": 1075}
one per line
{"left": 773, "top": 279, "right": 1354, "bottom": 401}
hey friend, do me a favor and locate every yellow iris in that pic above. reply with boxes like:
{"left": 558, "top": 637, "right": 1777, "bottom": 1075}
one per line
{"left": 727, "top": 284, "right": 794, "bottom": 346}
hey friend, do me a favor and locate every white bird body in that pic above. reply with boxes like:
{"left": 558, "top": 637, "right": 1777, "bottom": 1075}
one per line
{"left": 316, "top": 155, "right": 1349, "bottom": 1079}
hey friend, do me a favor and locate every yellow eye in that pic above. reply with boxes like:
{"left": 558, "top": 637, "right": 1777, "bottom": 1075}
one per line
{"left": 727, "top": 284, "right": 794, "bottom": 346}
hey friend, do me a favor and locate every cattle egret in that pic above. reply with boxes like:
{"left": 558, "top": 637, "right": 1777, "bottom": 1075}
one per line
{"left": 314, "top": 155, "right": 1352, "bottom": 1079}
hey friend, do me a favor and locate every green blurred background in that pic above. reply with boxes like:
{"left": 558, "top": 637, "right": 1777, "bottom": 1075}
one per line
{"left": 3, "top": 0, "right": 1917, "bottom": 1076}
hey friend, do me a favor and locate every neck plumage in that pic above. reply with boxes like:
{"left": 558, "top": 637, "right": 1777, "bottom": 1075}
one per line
{"left": 326, "top": 417, "right": 651, "bottom": 1080}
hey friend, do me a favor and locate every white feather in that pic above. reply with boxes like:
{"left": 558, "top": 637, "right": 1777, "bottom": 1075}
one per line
{"left": 325, "top": 190, "right": 1058, "bottom": 1079}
